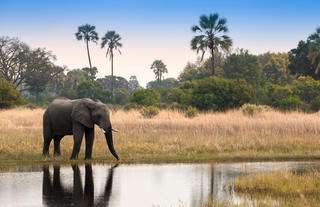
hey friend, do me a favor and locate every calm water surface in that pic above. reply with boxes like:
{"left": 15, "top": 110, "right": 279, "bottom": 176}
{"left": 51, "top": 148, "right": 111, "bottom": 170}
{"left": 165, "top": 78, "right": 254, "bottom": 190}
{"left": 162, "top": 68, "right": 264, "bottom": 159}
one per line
{"left": 0, "top": 161, "right": 319, "bottom": 207}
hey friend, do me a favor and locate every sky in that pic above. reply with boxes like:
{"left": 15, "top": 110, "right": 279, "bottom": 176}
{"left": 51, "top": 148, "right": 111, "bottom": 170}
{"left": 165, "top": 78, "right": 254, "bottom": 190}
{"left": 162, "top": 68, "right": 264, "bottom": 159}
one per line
{"left": 1, "top": 0, "right": 320, "bottom": 86}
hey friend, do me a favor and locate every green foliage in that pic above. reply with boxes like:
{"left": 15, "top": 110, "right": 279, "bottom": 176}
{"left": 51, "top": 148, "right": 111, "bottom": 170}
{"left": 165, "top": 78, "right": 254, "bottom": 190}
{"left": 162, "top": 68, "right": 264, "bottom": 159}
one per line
{"left": 258, "top": 52, "right": 294, "bottom": 86}
{"left": 288, "top": 40, "right": 318, "bottom": 79}
{"left": 81, "top": 67, "right": 98, "bottom": 81}
{"left": 169, "top": 77, "right": 255, "bottom": 111}
{"left": 147, "top": 78, "right": 179, "bottom": 89}
{"left": 97, "top": 75, "right": 129, "bottom": 92}
{"left": 0, "top": 79, "right": 25, "bottom": 108}
{"left": 291, "top": 76, "right": 320, "bottom": 103}
{"left": 276, "top": 95, "right": 301, "bottom": 111}
{"left": 130, "top": 88, "right": 161, "bottom": 106}
{"left": 178, "top": 61, "right": 214, "bottom": 83}
{"left": 140, "top": 106, "right": 159, "bottom": 118}
{"left": 147, "top": 78, "right": 180, "bottom": 104}
{"left": 222, "top": 49, "right": 262, "bottom": 87}
{"left": 77, "top": 81, "right": 112, "bottom": 103}
{"left": 310, "top": 96, "right": 320, "bottom": 112}
{"left": 112, "top": 88, "right": 129, "bottom": 105}
{"left": 191, "top": 13, "right": 232, "bottom": 76}
{"left": 185, "top": 106, "right": 198, "bottom": 118}
{"left": 264, "top": 84, "right": 293, "bottom": 106}
{"left": 150, "top": 60, "right": 168, "bottom": 82}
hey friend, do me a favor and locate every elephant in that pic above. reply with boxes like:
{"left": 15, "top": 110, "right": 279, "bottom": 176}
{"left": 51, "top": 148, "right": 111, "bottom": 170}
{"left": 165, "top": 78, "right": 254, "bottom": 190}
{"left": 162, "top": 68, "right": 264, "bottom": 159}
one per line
{"left": 42, "top": 164, "right": 117, "bottom": 207}
{"left": 42, "top": 97, "right": 119, "bottom": 160}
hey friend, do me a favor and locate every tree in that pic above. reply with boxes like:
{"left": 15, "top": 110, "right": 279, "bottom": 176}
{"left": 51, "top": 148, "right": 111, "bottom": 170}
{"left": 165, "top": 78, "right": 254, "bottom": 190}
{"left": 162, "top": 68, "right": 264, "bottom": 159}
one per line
{"left": 169, "top": 77, "right": 255, "bottom": 111}
{"left": 75, "top": 24, "right": 99, "bottom": 69}
{"left": 101, "top": 31, "right": 122, "bottom": 94}
{"left": 191, "top": 13, "right": 232, "bottom": 76}
{"left": 0, "top": 36, "right": 28, "bottom": 88}
{"left": 147, "top": 78, "right": 179, "bottom": 89}
{"left": 288, "top": 40, "right": 317, "bottom": 79}
{"left": 82, "top": 66, "right": 98, "bottom": 81}
{"left": 97, "top": 75, "right": 129, "bottom": 92}
{"left": 61, "top": 69, "right": 89, "bottom": 99}
{"left": 128, "top": 75, "right": 141, "bottom": 95}
{"left": 150, "top": 59, "right": 168, "bottom": 82}
{"left": 0, "top": 78, "right": 25, "bottom": 108}
{"left": 23, "top": 49, "right": 64, "bottom": 101}
{"left": 258, "top": 52, "right": 294, "bottom": 85}
{"left": 308, "top": 27, "right": 320, "bottom": 74}
{"left": 222, "top": 49, "right": 262, "bottom": 87}
{"left": 112, "top": 88, "right": 129, "bottom": 105}
{"left": 130, "top": 88, "right": 161, "bottom": 106}
{"left": 76, "top": 81, "right": 112, "bottom": 103}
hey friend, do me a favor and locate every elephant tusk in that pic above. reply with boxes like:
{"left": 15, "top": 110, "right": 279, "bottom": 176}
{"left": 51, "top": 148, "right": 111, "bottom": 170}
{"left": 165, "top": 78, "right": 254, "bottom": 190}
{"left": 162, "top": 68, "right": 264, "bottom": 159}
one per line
{"left": 101, "top": 128, "right": 106, "bottom": 133}
{"left": 112, "top": 128, "right": 120, "bottom": 132}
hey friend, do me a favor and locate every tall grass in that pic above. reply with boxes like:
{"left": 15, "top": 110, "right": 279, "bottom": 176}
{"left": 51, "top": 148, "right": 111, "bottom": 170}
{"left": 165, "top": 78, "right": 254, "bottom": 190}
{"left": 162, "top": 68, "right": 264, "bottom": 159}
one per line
{"left": 1, "top": 107, "right": 320, "bottom": 163}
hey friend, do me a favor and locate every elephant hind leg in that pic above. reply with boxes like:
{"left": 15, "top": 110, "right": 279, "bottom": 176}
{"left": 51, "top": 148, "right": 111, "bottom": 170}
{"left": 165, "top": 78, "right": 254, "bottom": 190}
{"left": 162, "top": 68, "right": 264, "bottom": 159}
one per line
{"left": 43, "top": 112, "right": 52, "bottom": 156}
{"left": 53, "top": 136, "right": 64, "bottom": 156}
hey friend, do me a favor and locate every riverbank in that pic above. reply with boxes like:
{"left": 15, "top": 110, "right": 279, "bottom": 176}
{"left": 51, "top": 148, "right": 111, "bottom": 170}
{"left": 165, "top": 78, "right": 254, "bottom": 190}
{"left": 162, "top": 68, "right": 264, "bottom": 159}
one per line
{"left": 1, "top": 108, "right": 320, "bottom": 166}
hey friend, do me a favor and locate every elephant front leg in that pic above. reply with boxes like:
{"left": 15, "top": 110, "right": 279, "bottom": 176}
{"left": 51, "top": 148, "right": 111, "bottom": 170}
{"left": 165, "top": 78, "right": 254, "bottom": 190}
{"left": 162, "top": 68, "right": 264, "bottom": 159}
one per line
{"left": 71, "top": 122, "right": 84, "bottom": 159}
{"left": 53, "top": 136, "right": 63, "bottom": 156}
{"left": 85, "top": 128, "right": 95, "bottom": 159}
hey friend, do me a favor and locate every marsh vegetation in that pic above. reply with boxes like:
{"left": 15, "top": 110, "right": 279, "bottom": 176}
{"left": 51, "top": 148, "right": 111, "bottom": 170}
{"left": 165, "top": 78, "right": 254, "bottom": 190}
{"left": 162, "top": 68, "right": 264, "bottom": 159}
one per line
{"left": 1, "top": 107, "right": 320, "bottom": 165}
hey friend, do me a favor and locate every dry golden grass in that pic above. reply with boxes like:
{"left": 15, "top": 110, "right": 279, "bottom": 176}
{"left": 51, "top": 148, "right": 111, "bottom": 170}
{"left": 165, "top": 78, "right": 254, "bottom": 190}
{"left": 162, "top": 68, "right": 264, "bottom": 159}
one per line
{"left": 1, "top": 107, "right": 320, "bottom": 164}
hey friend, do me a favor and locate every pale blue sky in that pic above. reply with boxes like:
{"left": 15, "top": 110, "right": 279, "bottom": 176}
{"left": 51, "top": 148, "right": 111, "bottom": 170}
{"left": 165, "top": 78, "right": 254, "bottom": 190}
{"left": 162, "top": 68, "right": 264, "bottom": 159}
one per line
{"left": 1, "top": 0, "right": 319, "bottom": 86}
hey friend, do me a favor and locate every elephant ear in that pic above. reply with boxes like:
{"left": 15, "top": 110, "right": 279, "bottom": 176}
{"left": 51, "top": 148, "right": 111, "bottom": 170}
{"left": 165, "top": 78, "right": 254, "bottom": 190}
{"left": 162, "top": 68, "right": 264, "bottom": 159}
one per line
{"left": 71, "top": 101, "right": 94, "bottom": 128}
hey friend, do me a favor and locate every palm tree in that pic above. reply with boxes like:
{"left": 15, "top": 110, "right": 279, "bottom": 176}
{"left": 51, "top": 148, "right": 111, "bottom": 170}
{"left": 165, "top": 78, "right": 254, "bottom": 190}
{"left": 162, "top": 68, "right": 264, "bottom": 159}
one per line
{"left": 191, "top": 13, "right": 232, "bottom": 76}
{"left": 75, "top": 24, "right": 99, "bottom": 69}
{"left": 308, "top": 27, "right": 320, "bottom": 74}
{"left": 150, "top": 60, "right": 168, "bottom": 83}
{"left": 101, "top": 31, "right": 122, "bottom": 94}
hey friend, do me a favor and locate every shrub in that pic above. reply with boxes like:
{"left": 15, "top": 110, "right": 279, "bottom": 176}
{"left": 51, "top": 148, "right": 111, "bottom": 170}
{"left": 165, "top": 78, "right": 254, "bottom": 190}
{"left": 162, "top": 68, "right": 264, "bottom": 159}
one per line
{"left": 311, "top": 96, "right": 320, "bottom": 112}
{"left": 185, "top": 106, "right": 198, "bottom": 118}
{"left": 276, "top": 95, "right": 301, "bottom": 111}
{"left": 292, "top": 76, "right": 320, "bottom": 103}
{"left": 240, "top": 104, "right": 272, "bottom": 116}
{"left": 0, "top": 79, "right": 25, "bottom": 108}
{"left": 140, "top": 106, "right": 159, "bottom": 118}
{"left": 112, "top": 88, "right": 129, "bottom": 105}
{"left": 130, "top": 88, "right": 161, "bottom": 106}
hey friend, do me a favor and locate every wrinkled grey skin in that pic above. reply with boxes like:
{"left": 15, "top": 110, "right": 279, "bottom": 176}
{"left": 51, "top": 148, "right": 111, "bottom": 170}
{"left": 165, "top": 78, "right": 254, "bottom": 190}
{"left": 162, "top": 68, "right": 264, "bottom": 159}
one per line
{"left": 43, "top": 97, "right": 119, "bottom": 160}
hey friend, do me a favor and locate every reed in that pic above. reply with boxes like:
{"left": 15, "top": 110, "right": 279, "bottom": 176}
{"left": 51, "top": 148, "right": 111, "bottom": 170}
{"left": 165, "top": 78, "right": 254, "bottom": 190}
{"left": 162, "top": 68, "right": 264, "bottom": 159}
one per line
{"left": 1, "top": 107, "right": 320, "bottom": 164}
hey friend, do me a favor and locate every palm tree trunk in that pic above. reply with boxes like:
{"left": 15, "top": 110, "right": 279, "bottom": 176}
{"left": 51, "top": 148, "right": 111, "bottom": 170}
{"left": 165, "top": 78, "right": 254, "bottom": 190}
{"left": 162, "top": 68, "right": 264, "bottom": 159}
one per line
{"left": 111, "top": 52, "right": 114, "bottom": 95}
{"left": 211, "top": 47, "right": 215, "bottom": 76}
{"left": 86, "top": 40, "right": 92, "bottom": 69}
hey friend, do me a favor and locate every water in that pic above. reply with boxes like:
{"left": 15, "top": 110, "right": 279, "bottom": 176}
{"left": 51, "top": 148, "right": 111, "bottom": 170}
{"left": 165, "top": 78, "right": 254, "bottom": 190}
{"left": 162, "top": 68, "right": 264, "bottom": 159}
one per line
{"left": 0, "top": 161, "right": 319, "bottom": 207}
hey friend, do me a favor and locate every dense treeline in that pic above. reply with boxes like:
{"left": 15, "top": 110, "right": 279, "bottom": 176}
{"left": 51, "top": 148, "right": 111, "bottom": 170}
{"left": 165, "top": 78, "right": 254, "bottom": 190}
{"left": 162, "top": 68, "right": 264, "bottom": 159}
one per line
{"left": 1, "top": 16, "right": 320, "bottom": 113}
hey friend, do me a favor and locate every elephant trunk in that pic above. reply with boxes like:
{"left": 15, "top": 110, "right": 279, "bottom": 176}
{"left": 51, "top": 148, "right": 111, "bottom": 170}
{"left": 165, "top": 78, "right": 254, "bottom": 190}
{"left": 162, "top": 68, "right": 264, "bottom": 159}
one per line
{"left": 104, "top": 127, "right": 119, "bottom": 160}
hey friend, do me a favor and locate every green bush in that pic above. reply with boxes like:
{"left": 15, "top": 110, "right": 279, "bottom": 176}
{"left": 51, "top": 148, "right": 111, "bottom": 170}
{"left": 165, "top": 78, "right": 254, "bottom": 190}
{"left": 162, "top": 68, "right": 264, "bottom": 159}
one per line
{"left": 311, "top": 96, "right": 320, "bottom": 112}
{"left": 185, "top": 106, "right": 198, "bottom": 118}
{"left": 140, "top": 106, "right": 159, "bottom": 118}
{"left": 112, "top": 88, "right": 129, "bottom": 105}
{"left": 0, "top": 79, "right": 25, "bottom": 108}
{"left": 292, "top": 76, "right": 320, "bottom": 103}
{"left": 172, "top": 77, "right": 255, "bottom": 111}
{"left": 276, "top": 96, "right": 301, "bottom": 111}
{"left": 130, "top": 88, "right": 161, "bottom": 106}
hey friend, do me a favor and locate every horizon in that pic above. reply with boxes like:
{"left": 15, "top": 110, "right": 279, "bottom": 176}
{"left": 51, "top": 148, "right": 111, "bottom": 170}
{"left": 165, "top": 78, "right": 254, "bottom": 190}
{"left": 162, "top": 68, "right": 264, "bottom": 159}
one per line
{"left": 1, "top": 0, "right": 320, "bottom": 86}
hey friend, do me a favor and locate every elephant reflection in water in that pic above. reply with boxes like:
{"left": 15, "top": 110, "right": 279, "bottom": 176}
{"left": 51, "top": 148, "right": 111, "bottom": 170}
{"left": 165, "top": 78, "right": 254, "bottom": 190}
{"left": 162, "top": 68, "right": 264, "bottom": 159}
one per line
{"left": 42, "top": 164, "right": 117, "bottom": 206}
